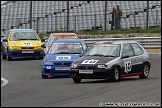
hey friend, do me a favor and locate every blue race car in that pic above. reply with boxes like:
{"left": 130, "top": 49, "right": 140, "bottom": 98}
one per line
{"left": 42, "top": 39, "right": 88, "bottom": 78}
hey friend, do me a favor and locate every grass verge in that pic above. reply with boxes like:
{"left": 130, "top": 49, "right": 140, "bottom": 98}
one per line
{"left": 38, "top": 27, "right": 161, "bottom": 39}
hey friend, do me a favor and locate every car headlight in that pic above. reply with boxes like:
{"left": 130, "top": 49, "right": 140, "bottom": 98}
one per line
{"left": 36, "top": 46, "right": 43, "bottom": 49}
{"left": 71, "top": 64, "right": 78, "bottom": 68}
{"left": 71, "top": 58, "right": 78, "bottom": 60}
{"left": 12, "top": 46, "right": 19, "bottom": 49}
{"left": 44, "top": 62, "right": 53, "bottom": 65}
{"left": 97, "top": 65, "right": 105, "bottom": 68}
{"left": 104, "top": 64, "right": 109, "bottom": 69}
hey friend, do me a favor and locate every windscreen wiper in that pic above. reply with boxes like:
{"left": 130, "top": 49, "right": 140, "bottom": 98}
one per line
{"left": 54, "top": 52, "right": 71, "bottom": 54}
{"left": 71, "top": 52, "right": 81, "bottom": 54}
{"left": 89, "top": 54, "right": 105, "bottom": 56}
{"left": 18, "top": 39, "right": 29, "bottom": 40}
{"left": 29, "top": 39, "right": 38, "bottom": 40}
{"left": 103, "top": 55, "right": 117, "bottom": 57}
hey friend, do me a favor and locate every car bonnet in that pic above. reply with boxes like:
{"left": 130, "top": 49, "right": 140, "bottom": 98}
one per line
{"left": 73, "top": 56, "right": 117, "bottom": 65}
{"left": 9, "top": 40, "right": 42, "bottom": 46}
{"left": 45, "top": 54, "right": 81, "bottom": 61}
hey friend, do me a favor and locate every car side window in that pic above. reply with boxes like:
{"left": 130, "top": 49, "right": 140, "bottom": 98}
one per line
{"left": 122, "top": 44, "right": 134, "bottom": 57}
{"left": 130, "top": 43, "right": 144, "bottom": 56}
{"left": 5, "top": 30, "right": 10, "bottom": 40}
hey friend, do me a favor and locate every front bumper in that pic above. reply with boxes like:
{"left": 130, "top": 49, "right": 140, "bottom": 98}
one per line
{"left": 42, "top": 65, "right": 71, "bottom": 77}
{"left": 9, "top": 50, "right": 45, "bottom": 57}
{"left": 70, "top": 68, "right": 113, "bottom": 79}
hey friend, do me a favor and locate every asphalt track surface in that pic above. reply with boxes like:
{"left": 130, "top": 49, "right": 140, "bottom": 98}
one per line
{"left": 1, "top": 54, "right": 161, "bottom": 107}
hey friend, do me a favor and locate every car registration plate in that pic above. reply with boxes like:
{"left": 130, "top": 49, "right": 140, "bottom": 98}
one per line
{"left": 55, "top": 67, "right": 70, "bottom": 70}
{"left": 22, "top": 51, "right": 34, "bottom": 53}
{"left": 79, "top": 70, "right": 93, "bottom": 74}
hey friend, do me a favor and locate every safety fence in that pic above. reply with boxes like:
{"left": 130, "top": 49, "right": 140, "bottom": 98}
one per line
{"left": 82, "top": 37, "right": 161, "bottom": 48}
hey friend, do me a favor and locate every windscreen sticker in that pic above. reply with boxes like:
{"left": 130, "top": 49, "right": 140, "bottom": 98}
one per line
{"left": 81, "top": 60, "right": 99, "bottom": 64}
{"left": 56, "top": 56, "right": 71, "bottom": 60}
{"left": 22, "top": 42, "right": 32, "bottom": 46}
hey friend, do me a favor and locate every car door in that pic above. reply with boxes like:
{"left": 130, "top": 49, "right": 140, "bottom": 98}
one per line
{"left": 121, "top": 43, "right": 137, "bottom": 75}
{"left": 130, "top": 43, "right": 145, "bottom": 73}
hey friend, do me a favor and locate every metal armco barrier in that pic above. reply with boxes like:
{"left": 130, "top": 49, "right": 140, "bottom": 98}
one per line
{"left": 81, "top": 37, "right": 161, "bottom": 48}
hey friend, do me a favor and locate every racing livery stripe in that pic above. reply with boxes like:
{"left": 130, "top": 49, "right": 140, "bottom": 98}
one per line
{"left": 121, "top": 72, "right": 142, "bottom": 77}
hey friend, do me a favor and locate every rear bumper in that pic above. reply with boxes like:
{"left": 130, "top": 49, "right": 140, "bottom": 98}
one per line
{"left": 9, "top": 50, "right": 45, "bottom": 57}
{"left": 70, "top": 68, "right": 113, "bottom": 79}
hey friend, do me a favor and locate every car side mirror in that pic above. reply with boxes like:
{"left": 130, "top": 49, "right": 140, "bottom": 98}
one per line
{"left": 2, "top": 39, "right": 8, "bottom": 42}
{"left": 41, "top": 44, "right": 46, "bottom": 48}
{"left": 79, "top": 54, "right": 83, "bottom": 57}
{"left": 84, "top": 48, "right": 89, "bottom": 53}
{"left": 122, "top": 53, "right": 129, "bottom": 59}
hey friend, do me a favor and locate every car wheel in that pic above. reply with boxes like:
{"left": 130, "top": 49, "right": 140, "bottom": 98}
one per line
{"left": 139, "top": 64, "right": 149, "bottom": 79}
{"left": 111, "top": 66, "right": 120, "bottom": 82}
{"left": 42, "top": 74, "right": 48, "bottom": 79}
{"left": 7, "top": 51, "right": 12, "bottom": 61}
{"left": 39, "top": 57, "right": 44, "bottom": 59}
{"left": 73, "top": 78, "right": 81, "bottom": 83}
{"left": 2, "top": 52, "right": 7, "bottom": 59}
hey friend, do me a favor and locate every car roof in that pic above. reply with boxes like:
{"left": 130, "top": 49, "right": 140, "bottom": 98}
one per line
{"left": 10, "top": 29, "right": 34, "bottom": 32}
{"left": 95, "top": 41, "right": 139, "bottom": 45}
{"left": 51, "top": 33, "right": 76, "bottom": 36}
{"left": 52, "top": 39, "right": 84, "bottom": 43}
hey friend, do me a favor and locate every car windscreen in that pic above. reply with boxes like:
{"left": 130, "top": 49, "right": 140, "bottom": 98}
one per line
{"left": 85, "top": 44, "right": 121, "bottom": 57}
{"left": 47, "top": 36, "right": 78, "bottom": 46}
{"left": 48, "top": 42, "right": 82, "bottom": 54}
{"left": 10, "top": 31, "right": 39, "bottom": 41}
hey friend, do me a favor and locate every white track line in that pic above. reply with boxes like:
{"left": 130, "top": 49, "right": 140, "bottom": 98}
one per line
{"left": 1, "top": 77, "right": 9, "bottom": 87}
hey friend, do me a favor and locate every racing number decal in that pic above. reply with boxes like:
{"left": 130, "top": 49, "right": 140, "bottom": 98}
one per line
{"left": 81, "top": 60, "right": 98, "bottom": 64}
{"left": 22, "top": 42, "right": 32, "bottom": 46}
{"left": 124, "top": 59, "right": 132, "bottom": 73}
{"left": 56, "top": 56, "right": 71, "bottom": 60}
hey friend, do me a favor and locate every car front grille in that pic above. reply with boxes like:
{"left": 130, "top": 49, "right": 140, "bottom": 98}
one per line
{"left": 78, "top": 66, "right": 97, "bottom": 69}
{"left": 20, "top": 47, "right": 35, "bottom": 49}
{"left": 54, "top": 63, "right": 72, "bottom": 65}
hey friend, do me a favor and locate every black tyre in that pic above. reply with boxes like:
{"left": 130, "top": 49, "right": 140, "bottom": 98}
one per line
{"left": 7, "top": 51, "right": 12, "bottom": 61}
{"left": 110, "top": 66, "right": 120, "bottom": 82}
{"left": 42, "top": 74, "right": 48, "bottom": 79}
{"left": 2, "top": 52, "right": 7, "bottom": 59}
{"left": 39, "top": 57, "right": 44, "bottom": 59}
{"left": 73, "top": 78, "right": 81, "bottom": 83}
{"left": 139, "top": 64, "right": 149, "bottom": 79}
